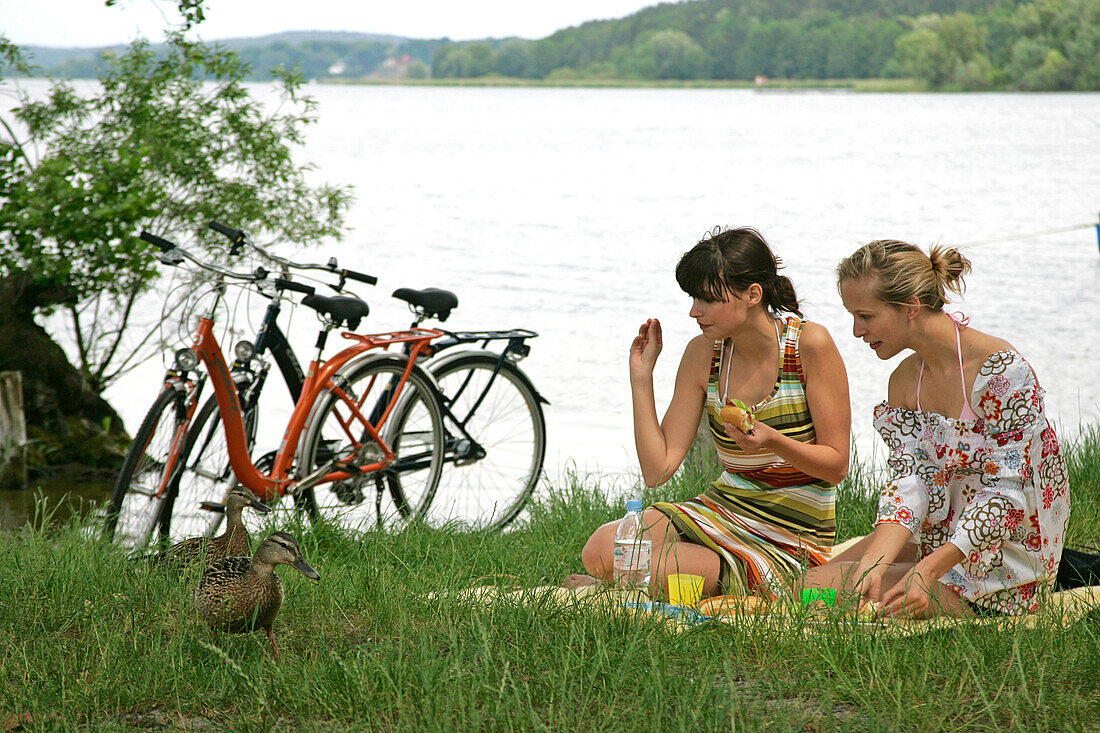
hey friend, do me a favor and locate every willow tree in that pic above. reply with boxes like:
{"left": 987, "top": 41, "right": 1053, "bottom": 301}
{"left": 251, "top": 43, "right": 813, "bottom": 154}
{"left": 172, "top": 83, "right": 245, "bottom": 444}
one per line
{"left": 0, "top": 34, "right": 351, "bottom": 473}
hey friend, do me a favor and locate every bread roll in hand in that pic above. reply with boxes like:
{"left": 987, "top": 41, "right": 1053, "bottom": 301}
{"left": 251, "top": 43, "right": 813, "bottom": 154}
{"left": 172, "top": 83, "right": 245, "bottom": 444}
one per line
{"left": 720, "top": 399, "right": 755, "bottom": 434}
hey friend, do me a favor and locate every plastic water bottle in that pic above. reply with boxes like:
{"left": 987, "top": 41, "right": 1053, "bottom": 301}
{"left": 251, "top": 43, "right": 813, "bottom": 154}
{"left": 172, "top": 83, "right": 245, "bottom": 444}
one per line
{"left": 613, "top": 499, "right": 651, "bottom": 588}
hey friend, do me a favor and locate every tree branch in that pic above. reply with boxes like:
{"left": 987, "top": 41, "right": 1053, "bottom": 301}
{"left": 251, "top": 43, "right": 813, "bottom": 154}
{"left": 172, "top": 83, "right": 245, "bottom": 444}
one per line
{"left": 68, "top": 304, "right": 90, "bottom": 377}
{"left": 94, "top": 289, "right": 140, "bottom": 387}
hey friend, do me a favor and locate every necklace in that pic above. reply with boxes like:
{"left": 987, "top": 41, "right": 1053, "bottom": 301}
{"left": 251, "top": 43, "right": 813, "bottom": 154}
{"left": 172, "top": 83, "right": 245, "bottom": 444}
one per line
{"left": 715, "top": 318, "right": 782, "bottom": 410}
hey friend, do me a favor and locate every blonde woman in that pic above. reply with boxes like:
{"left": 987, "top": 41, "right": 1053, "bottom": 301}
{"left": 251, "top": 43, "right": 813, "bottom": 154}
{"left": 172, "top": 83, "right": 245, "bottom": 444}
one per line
{"left": 805, "top": 240, "right": 1070, "bottom": 618}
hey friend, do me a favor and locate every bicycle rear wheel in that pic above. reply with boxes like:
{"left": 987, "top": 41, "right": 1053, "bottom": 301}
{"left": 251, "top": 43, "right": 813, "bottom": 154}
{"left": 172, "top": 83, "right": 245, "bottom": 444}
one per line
{"left": 297, "top": 354, "right": 445, "bottom": 533}
{"left": 103, "top": 387, "right": 190, "bottom": 547}
{"left": 389, "top": 353, "right": 546, "bottom": 530}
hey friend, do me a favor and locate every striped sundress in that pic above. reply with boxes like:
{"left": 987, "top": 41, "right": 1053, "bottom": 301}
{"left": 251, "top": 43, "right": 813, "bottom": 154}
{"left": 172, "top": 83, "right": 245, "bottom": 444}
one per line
{"left": 653, "top": 316, "right": 836, "bottom": 596}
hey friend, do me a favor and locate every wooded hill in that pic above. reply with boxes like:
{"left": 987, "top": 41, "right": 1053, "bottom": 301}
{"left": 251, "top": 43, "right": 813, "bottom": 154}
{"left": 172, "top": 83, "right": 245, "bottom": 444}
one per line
{"left": 18, "top": 31, "right": 443, "bottom": 81}
{"left": 433, "top": 0, "right": 1100, "bottom": 90}
{"left": 12, "top": 0, "right": 1100, "bottom": 90}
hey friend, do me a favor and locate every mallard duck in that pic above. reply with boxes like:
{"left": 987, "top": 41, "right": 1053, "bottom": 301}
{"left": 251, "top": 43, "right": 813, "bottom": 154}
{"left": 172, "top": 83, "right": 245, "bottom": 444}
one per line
{"left": 194, "top": 531, "right": 320, "bottom": 658}
{"left": 153, "top": 486, "right": 271, "bottom": 569}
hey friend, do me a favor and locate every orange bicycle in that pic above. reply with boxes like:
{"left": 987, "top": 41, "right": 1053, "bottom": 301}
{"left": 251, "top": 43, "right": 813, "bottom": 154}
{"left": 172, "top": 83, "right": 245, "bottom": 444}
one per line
{"left": 103, "top": 230, "right": 447, "bottom": 546}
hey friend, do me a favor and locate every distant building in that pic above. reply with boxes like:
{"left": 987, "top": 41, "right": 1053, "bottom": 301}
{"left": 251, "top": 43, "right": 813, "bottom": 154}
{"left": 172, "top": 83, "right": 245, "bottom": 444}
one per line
{"left": 754, "top": 75, "right": 768, "bottom": 87}
{"left": 379, "top": 54, "right": 413, "bottom": 78}
{"left": 328, "top": 60, "right": 347, "bottom": 76}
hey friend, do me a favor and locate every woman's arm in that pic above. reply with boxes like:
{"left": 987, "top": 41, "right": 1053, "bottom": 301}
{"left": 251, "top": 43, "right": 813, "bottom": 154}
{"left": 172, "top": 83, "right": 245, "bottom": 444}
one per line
{"left": 631, "top": 322, "right": 708, "bottom": 488}
{"left": 950, "top": 353, "right": 1046, "bottom": 574}
{"left": 725, "top": 322, "right": 850, "bottom": 484}
{"left": 880, "top": 542, "right": 966, "bottom": 617}
{"left": 851, "top": 522, "right": 917, "bottom": 603}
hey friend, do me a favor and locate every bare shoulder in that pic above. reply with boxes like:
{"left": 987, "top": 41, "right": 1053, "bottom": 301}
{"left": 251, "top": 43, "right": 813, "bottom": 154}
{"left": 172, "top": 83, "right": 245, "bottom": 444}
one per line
{"left": 887, "top": 354, "right": 922, "bottom": 408}
{"left": 676, "top": 334, "right": 715, "bottom": 383}
{"left": 798, "top": 321, "right": 840, "bottom": 357}
{"left": 964, "top": 326, "right": 1016, "bottom": 361}
{"left": 682, "top": 334, "right": 716, "bottom": 369}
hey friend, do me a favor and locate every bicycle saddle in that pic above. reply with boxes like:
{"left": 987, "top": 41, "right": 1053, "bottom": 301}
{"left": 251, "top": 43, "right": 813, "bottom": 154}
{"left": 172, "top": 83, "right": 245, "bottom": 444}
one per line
{"left": 392, "top": 287, "right": 459, "bottom": 322}
{"left": 301, "top": 293, "right": 370, "bottom": 329}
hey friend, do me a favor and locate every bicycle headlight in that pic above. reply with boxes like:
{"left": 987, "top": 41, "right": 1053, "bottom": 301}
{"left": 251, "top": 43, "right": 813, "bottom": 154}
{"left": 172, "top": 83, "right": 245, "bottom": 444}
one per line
{"left": 174, "top": 348, "right": 199, "bottom": 370}
{"left": 234, "top": 340, "right": 256, "bottom": 361}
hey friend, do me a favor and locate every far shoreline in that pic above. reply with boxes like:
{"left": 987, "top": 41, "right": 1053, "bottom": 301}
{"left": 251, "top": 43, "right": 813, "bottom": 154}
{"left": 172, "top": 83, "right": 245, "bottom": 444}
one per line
{"left": 317, "top": 77, "right": 1100, "bottom": 93}
{"left": 11, "top": 76, "right": 1095, "bottom": 94}
{"left": 319, "top": 76, "right": 926, "bottom": 93}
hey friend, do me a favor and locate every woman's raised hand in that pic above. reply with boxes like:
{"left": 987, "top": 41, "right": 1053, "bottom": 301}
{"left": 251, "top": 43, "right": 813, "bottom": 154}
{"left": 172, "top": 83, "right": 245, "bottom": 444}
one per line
{"left": 630, "top": 318, "right": 663, "bottom": 377}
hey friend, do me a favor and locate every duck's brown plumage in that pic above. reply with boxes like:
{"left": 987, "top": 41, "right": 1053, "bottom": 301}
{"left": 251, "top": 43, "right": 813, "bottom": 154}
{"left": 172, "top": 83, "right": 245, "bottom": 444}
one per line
{"left": 194, "top": 531, "right": 320, "bottom": 657}
{"left": 155, "top": 487, "right": 270, "bottom": 569}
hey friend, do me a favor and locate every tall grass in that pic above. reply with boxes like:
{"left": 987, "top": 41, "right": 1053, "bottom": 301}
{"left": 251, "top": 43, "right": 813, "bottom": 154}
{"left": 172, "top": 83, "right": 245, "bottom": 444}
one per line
{"left": 1, "top": 428, "right": 1097, "bottom": 731}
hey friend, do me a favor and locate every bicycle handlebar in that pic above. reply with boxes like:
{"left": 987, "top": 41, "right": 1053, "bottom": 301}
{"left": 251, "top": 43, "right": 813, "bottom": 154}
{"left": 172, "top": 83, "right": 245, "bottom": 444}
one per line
{"left": 207, "top": 220, "right": 378, "bottom": 287}
{"left": 208, "top": 221, "right": 247, "bottom": 255}
{"left": 209, "top": 220, "right": 246, "bottom": 243}
{"left": 140, "top": 230, "right": 264, "bottom": 283}
{"left": 274, "top": 277, "right": 316, "bottom": 296}
{"left": 334, "top": 265, "right": 378, "bottom": 286}
{"left": 139, "top": 230, "right": 176, "bottom": 253}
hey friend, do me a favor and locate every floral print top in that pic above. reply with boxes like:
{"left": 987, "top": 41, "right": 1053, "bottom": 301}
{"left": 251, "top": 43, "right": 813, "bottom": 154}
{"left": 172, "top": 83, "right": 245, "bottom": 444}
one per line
{"left": 873, "top": 350, "right": 1070, "bottom": 614}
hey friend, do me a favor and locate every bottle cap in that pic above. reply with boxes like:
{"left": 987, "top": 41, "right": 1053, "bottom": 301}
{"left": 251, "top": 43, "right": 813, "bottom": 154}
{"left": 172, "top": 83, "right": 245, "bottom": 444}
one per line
{"left": 626, "top": 499, "right": 643, "bottom": 512}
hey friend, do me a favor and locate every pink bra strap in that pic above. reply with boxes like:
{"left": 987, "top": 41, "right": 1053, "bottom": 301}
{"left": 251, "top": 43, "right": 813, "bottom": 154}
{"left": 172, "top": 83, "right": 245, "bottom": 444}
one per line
{"left": 916, "top": 361, "right": 925, "bottom": 411}
{"left": 916, "top": 318, "right": 978, "bottom": 420}
{"left": 955, "top": 319, "right": 979, "bottom": 420}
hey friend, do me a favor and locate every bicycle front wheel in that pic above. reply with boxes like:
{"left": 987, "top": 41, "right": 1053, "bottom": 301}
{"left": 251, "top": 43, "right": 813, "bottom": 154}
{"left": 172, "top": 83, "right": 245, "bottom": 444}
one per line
{"left": 157, "top": 392, "right": 263, "bottom": 542}
{"left": 297, "top": 355, "right": 445, "bottom": 533}
{"left": 390, "top": 353, "right": 546, "bottom": 530}
{"left": 103, "top": 386, "right": 190, "bottom": 548}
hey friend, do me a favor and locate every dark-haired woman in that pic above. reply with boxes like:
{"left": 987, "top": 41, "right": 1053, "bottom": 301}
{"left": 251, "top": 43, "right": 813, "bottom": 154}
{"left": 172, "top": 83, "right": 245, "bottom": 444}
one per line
{"left": 565, "top": 227, "right": 851, "bottom": 599}
{"left": 802, "top": 240, "right": 1070, "bottom": 618}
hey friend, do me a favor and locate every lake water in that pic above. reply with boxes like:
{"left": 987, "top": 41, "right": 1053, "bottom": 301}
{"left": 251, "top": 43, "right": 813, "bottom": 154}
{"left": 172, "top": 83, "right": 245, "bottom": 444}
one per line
{"left": 12, "top": 82, "right": 1100, "bottom": 508}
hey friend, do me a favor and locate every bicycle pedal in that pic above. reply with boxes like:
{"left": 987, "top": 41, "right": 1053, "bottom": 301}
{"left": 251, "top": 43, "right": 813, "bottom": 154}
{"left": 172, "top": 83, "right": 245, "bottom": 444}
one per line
{"left": 331, "top": 480, "right": 365, "bottom": 506}
{"left": 198, "top": 501, "right": 227, "bottom": 514}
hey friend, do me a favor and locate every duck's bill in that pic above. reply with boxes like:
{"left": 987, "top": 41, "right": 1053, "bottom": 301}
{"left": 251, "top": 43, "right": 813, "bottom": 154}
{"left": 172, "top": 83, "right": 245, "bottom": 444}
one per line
{"left": 249, "top": 498, "right": 274, "bottom": 514}
{"left": 294, "top": 557, "right": 321, "bottom": 580}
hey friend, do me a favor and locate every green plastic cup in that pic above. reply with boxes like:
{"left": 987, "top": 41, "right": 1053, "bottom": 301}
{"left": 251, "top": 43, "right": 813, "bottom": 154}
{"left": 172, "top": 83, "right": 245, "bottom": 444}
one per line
{"left": 800, "top": 588, "right": 838, "bottom": 607}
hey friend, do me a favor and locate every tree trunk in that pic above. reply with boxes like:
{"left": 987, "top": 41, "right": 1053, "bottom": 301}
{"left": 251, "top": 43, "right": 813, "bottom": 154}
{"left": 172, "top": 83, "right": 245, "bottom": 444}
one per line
{"left": 0, "top": 371, "right": 27, "bottom": 489}
{"left": 0, "top": 274, "right": 129, "bottom": 478}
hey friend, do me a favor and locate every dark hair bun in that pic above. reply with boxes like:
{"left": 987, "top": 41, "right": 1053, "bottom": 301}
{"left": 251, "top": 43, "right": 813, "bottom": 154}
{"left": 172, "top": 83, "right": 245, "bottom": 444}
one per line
{"left": 769, "top": 275, "right": 800, "bottom": 315}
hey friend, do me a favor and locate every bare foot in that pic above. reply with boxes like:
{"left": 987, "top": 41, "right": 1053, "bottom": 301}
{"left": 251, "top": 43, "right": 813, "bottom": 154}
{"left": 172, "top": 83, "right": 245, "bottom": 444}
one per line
{"left": 561, "top": 574, "right": 603, "bottom": 589}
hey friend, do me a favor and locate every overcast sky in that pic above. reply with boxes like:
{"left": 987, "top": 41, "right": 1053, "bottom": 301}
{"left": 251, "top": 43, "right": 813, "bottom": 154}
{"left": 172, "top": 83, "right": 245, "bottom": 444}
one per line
{"left": 2, "top": 0, "right": 658, "bottom": 47}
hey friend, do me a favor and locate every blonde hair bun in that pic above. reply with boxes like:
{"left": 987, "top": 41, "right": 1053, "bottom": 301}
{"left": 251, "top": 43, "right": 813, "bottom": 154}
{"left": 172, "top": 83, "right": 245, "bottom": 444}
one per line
{"left": 836, "top": 239, "right": 972, "bottom": 311}
{"left": 928, "top": 245, "right": 972, "bottom": 297}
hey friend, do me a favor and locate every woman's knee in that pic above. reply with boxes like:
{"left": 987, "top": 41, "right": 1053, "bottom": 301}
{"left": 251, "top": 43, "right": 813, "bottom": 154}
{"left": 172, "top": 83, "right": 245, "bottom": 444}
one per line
{"left": 581, "top": 522, "right": 615, "bottom": 575}
{"left": 801, "top": 560, "right": 853, "bottom": 590}
{"left": 580, "top": 510, "right": 674, "bottom": 576}
{"left": 643, "top": 509, "right": 675, "bottom": 541}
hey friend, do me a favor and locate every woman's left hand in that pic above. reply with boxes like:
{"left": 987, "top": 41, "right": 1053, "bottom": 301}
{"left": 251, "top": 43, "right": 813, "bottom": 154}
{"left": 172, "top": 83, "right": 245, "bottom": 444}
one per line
{"left": 723, "top": 419, "right": 777, "bottom": 452}
{"left": 879, "top": 569, "right": 935, "bottom": 619}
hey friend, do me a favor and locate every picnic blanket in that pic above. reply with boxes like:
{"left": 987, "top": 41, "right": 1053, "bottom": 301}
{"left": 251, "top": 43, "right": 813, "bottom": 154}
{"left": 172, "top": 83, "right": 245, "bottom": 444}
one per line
{"left": 439, "top": 581, "right": 1100, "bottom": 638}
{"left": 439, "top": 536, "right": 1100, "bottom": 636}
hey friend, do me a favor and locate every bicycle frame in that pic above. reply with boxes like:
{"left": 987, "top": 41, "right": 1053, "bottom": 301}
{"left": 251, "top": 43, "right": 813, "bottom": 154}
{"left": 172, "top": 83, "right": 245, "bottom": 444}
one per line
{"left": 239, "top": 317, "right": 545, "bottom": 472}
{"left": 186, "top": 313, "right": 442, "bottom": 501}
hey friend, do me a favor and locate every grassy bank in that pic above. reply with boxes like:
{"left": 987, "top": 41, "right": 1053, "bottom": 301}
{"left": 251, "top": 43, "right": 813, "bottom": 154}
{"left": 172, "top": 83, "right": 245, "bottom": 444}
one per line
{"left": 2, "top": 427, "right": 1098, "bottom": 731}
{"left": 321, "top": 76, "right": 929, "bottom": 93}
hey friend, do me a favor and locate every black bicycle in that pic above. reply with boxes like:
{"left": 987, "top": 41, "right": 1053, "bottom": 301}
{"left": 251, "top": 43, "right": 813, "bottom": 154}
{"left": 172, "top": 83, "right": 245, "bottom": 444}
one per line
{"left": 148, "top": 222, "right": 547, "bottom": 540}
